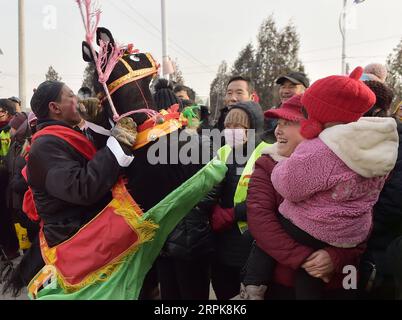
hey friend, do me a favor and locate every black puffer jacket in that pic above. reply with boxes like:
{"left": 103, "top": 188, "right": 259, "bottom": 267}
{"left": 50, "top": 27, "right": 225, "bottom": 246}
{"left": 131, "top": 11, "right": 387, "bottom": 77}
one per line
{"left": 161, "top": 183, "right": 221, "bottom": 259}
{"left": 27, "top": 120, "right": 121, "bottom": 247}
{"left": 6, "top": 138, "right": 27, "bottom": 211}
{"left": 214, "top": 101, "right": 265, "bottom": 267}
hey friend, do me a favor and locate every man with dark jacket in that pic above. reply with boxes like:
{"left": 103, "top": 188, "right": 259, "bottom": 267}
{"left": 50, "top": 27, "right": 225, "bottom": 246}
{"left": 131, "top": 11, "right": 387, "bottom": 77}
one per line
{"left": 3, "top": 80, "right": 137, "bottom": 294}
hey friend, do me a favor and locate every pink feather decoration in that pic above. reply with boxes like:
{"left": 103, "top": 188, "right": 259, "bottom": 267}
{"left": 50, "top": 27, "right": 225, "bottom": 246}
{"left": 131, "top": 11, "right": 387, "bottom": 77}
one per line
{"left": 76, "top": 0, "right": 155, "bottom": 123}
{"left": 96, "top": 40, "right": 125, "bottom": 84}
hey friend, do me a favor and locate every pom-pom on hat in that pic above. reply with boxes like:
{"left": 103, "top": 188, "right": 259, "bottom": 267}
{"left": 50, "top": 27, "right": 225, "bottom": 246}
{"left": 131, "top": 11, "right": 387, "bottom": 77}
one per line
{"left": 363, "top": 63, "right": 387, "bottom": 83}
{"left": 300, "top": 66, "right": 376, "bottom": 139}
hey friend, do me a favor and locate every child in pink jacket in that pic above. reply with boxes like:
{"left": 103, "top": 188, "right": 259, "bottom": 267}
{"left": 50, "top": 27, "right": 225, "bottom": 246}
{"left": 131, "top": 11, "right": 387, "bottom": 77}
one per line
{"left": 246, "top": 67, "right": 399, "bottom": 299}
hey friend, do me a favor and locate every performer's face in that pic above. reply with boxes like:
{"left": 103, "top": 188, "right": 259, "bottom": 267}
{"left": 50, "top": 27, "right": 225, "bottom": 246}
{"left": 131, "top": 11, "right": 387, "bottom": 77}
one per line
{"left": 52, "top": 85, "right": 82, "bottom": 126}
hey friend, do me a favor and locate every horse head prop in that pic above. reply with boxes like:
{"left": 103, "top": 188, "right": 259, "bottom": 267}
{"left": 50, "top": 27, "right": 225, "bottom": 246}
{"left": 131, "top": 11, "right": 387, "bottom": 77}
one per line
{"left": 82, "top": 27, "right": 159, "bottom": 127}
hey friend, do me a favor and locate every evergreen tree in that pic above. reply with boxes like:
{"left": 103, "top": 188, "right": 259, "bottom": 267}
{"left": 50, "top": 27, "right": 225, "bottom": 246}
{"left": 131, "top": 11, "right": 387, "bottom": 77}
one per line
{"left": 170, "top": 58, "right": 185, "bottom": 85}
{"left": 386, "top": 38, "right": 402, "bottom": 106}
{"left": 231, "top": 43, "right": 255, "bottom": 79}
{"left": 254, "top": 15, "right": 305, "bottom": 109}
{"left": 82, "top": 63, "right": 97, "bottom": 94}
{"left": 209, "top": 61, "right": 230, "bottom": 124}
{"left": 45, "top": 65, "right": 62, "bottom": 81}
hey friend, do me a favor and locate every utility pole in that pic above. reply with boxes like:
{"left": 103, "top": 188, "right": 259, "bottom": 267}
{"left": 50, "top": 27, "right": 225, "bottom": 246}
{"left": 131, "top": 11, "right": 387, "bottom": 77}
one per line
{"left": 339, "top": 0, "right": 366, "bottom": 75}
{"left": 340, "top": 0, "right": 347, "bottom": 75}
{"left": 19, "top": 0, "right": 26, "bottom": 110}
{"left": 161, "top": 0, "right": 170, "bottom": 80}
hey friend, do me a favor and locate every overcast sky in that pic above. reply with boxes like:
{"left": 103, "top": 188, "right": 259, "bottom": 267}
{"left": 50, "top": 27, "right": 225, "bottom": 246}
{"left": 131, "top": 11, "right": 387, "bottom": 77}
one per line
{"left": 0, "top": 0, "right": 401, "bottom": 108}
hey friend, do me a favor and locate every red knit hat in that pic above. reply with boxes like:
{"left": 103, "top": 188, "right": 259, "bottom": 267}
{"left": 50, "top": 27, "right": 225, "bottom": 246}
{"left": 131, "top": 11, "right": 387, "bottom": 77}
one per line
{"left": 300, "top": 66, "right": 376, "bottom": 139}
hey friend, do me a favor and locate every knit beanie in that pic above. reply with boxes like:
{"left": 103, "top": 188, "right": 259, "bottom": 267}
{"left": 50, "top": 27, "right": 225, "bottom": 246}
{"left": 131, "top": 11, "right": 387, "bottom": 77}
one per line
{"left": 364, "top": 63, "right": 388, "bottom": 83}
{"left": 363, "top": 80, "right": 394, "bottom": 115}
{"left": 300, "top": 66, "right": 376, "bottom": 139}
{"left": 224, "top": 108, "right": 250, "bottom": 129}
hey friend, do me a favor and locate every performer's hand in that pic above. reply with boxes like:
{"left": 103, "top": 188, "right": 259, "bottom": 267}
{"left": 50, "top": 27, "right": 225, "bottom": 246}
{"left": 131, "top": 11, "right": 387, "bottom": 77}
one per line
{"left": 111, "top": 117, "right": 138, "bottom": 147}
{"left": 78, "top": 98, "right": 101, "bottom": 121}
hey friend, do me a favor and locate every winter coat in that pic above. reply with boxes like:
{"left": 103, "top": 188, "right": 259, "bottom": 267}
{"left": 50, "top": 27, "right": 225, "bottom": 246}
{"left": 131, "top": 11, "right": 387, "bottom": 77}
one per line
{"left": 364, "top": 121, "right": 402, "bottom": 278}
{"left": 27, "top": 120, "right": 122, "bottom": 247}
{"left": 0, "top": 122, "right": 11, "bottom": 189}
{"left": 160, "top": 134, "right": 219, "bottom": 259}
{"left": 247, "top": 143, "right": 366, "bottom": 291}
{"left": 272, "top": 117, "right": 399, "bottom": 247}
{"left": 161, "top": 184, "right": 220, "bottom": 259}
{"left": 214, "top": 101, "right": 265, "bottom": 267}
{"left": 6, "top": 140, "right": 25, "bottom": 210}
{"left": 9, "top": 155, "right": 28, "bottom": 202}
{"left": 0, "top": 123, "right": 11, "bottom": 158}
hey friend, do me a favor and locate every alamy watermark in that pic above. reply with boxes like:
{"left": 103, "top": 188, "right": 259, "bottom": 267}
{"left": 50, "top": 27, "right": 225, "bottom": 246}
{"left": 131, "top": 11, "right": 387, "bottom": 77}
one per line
{"left": 146, "top": 128, "right": 257, "bottom": 172}
{"left": 342, "top": 265, "right": 357, "bottom": 290}
{"left": 43, "top": 5, "right": 57, "bottom": 30}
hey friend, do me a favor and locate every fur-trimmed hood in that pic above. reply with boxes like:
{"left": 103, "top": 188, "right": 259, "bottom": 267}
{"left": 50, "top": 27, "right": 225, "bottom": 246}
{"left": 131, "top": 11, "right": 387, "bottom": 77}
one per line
{"left": 261, "top": 142, "right": 287, "bottom": 162}
{"left": 319, "top": 117, "right": 399, "bottom": 178}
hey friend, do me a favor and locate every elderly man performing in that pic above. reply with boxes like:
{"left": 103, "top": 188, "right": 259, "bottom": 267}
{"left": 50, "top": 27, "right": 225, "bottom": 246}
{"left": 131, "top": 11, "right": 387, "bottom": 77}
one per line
{"left": 2, "top": 80, "right": 136, "bottom": 295}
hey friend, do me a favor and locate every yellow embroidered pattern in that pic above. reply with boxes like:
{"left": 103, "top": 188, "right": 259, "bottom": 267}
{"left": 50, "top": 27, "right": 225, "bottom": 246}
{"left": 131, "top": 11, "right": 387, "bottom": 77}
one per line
{"left": 35, "top": 181, "right": 158, "bottom": 294}
{"left": 107, "top": 52, "right": 158, "bottom": 95}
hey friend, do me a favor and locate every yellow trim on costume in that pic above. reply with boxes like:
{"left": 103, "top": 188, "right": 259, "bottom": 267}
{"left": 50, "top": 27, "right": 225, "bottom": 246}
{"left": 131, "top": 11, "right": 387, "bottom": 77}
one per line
{"left": 133, "top": 118, "right": 183, "bottom": 150}
{"left": 28, "top": 265, "right": 57, "bottom": 299}
{"left": 107, "top": 53, "right": 158, "bottom": 94}
{"left": 34, "top": 181, "right": 159, "bottom": 294}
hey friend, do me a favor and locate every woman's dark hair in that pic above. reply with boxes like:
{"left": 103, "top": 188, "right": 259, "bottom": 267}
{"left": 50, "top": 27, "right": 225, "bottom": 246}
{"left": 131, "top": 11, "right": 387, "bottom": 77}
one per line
{"left": 30, "top": 81, "right": 65, "bottom": 120}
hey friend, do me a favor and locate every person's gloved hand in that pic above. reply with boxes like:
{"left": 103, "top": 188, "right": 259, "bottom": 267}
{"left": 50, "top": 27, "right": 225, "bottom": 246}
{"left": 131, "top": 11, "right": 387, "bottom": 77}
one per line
{"left": 78, "top": 98, "right": 102, "bottom": 121}
{"left": 210, "top": 205, "right": 235, "bottom": 232}
{"left": 111, "top": 117, "right": 138, "bottom": 147}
